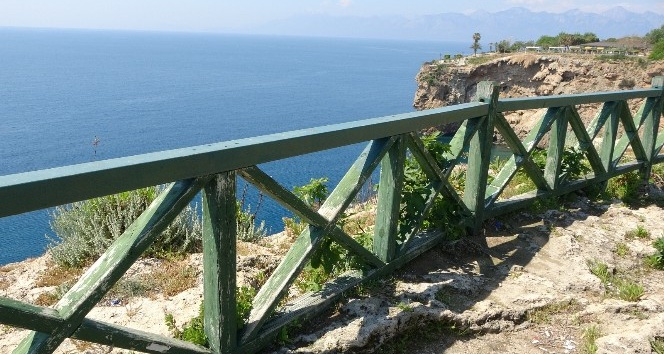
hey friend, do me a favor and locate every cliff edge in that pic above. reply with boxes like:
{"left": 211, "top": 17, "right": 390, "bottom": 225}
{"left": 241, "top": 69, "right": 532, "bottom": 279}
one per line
{"left": 413, "top": 54, "right": 664, "bottom": 137}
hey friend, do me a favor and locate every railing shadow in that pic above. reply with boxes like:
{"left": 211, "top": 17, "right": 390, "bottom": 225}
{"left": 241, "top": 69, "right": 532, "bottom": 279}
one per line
{"left": 268, "top": 194, "right": 618, "bottom": 353}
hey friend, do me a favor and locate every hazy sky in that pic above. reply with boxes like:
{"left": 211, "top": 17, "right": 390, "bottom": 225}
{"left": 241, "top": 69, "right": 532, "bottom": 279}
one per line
{"left": 1, "top": 0, "right": 663, "bottom": 33}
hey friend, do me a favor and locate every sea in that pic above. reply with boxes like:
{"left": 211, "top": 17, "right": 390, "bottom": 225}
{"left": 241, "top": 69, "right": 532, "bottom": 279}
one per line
{"left": 0, "top": 28, "right": 468, "bottom": 265}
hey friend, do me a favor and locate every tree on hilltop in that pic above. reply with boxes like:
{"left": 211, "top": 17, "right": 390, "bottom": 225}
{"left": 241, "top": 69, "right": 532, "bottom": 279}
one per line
{"left": 646, "top": 24, "right": 664, "bottom": 44}
{"left": 471, "top": 32, "right": 482, "bottom": 56}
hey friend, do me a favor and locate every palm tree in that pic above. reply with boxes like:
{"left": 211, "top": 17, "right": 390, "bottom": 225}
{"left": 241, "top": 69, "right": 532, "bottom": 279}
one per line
{"left": 471, "top": 32, "right": 482, "bottom": 56}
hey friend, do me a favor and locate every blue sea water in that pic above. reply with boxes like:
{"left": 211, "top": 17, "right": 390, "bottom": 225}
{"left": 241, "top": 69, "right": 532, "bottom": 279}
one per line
{"left": 0, "top": 28, "right": 468, "bottom": 265}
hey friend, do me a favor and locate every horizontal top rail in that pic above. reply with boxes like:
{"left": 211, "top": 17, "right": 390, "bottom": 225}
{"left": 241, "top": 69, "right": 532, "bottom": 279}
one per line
{"left": 497, "top": 88, "right": 662, "bottom": 112}
{"left": 0, "top": 102, "right": 487, "bottom": 218}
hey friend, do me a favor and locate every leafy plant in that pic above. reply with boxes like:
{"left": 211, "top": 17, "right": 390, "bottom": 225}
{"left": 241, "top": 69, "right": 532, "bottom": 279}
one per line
{"left": 400, "top": 132, "right": 465, "bottom": 241}
{"left": 293, "top": 177, "right": 328, "bottom": 209}
{"left": 236, "top": 286, "right": 256, "bottom": 329}
{"left": 529, "top": 147, "right": 590, "bottom": 183}
{"left": 47, "top": 186, "right": 202, "bottom": 268}
{"left": 283, "top": 177, "right": 329, "bottom": 238}
{"left": 165, "top": 303, "right": 207, "bottom": 346}
{"left": 649, "top": 38, "right": 664, "bottom": 60}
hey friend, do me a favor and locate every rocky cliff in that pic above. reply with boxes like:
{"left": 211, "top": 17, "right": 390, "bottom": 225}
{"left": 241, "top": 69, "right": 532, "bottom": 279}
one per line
{"left": 413, "top": 54, "right": 664, "bottom": 137}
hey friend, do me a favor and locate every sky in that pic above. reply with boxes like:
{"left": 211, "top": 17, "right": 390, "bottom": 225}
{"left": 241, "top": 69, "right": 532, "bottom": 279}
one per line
{"left": 1, "top": 0, "right": 663, "bottom": 33}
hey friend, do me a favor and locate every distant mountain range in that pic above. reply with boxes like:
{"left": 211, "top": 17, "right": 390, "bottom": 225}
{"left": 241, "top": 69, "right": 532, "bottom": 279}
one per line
{"left": 251, "top": 7, "right": 664, "bottom": 42}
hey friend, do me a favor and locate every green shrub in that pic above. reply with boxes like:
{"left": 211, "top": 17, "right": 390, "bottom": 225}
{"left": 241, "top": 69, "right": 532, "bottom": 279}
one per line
{"left": 236, "top": 203, "right": 267, "bottom": 243}
{"left": 283, "top": 177, "right": 329, "bottom": 238}
{"left": 48, "top": 186, "right": 202, "bottom": 268}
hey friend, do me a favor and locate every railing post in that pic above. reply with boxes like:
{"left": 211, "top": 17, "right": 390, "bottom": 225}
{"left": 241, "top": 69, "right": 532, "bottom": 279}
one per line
{"left": 374, "top": 136, "right": 406, "bottom": 263}
{"left": 464, "top": 81, "right": 499, "bottom": 233}
{"left": 641, "top": 76, "right": 664, "bottom": 180}
{"left": 203, "top": 172, "right": 237, "bottom": 354}
{"left": 544, "top": 108, "right": 569, "bottom": 188}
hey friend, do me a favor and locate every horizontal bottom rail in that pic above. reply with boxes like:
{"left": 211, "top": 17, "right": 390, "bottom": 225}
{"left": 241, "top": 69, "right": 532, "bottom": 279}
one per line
{"left": 486, "top": 161, "right": 643, "bottom": 218}
{"left": 0, "top": 297, "right": 210, "bottom": 354}
{"left": 238, "top": 229, "right": 445, "bottom": 354}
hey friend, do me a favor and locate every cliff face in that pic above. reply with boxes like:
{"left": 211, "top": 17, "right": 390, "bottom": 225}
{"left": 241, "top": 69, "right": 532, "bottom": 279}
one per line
{"left": 413, "top": 54, "right": 664, "bottom": 137}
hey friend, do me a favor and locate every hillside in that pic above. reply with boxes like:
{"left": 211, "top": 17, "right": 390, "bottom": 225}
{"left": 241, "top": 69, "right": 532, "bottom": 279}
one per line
{"left": 413, "top": 54, "right": 664, "bottom": 140}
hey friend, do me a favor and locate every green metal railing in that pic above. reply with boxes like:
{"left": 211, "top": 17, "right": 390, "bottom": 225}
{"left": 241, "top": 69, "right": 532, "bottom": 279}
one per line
{"left": 1, "top": 78, "right": 663, "bottom": 353}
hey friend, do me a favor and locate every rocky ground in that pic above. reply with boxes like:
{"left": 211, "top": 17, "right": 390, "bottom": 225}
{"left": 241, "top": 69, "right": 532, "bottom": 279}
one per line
{"left": 269, "top": 188, "right": 664, "bottom": 354}
{"left": 1, "top": 187, "right": 664, "bottom": 353}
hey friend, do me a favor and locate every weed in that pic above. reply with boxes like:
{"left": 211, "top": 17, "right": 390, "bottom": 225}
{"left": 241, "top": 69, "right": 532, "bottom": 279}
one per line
{"left": 580, "top": 324, "right": 601, "bottom": 354}
{"left": 434, "top": 287, "right": 453, "bottom": 304}
{"left": 466, "top": 55, "right": 494, "bottom": 65}
{"left": 628, "top": 309, "right": 648, "bottom": 320}
{"left": 236, "top": 202, "right": 267, "bottom": 243}
{"left": 625, "top": 225, "right": 650, "bottom": 239}
{"left": 396, "top": 301, "right": 414, "bottom": 312}
{"left": 165, "top": 303, "right": 207, "bottom": 347}
{"left": 616, "top": 281, "right": 644, "bottom": 301}
{"left": 276, "top": 319, "right": 301, "bottom": 345}
{"left": 36, "top": 262, "right": 85, "bottom": 287}
{"left": 587, "top": 259, "right": 644, "bottom": 301}
{"left": 236, "top": 183, "right": 267, "bottom": 243}
{"left": 645, "top": 237, "right": 664, "bottom": 270}
{"left": 34, "top": 290, "right": 61, "bottom": 307}
{"left": 165, "top": 286, "right": 255, "bottom": 347}
{"left": 105, "top": 278, "right": 149, "bottom": 302}
{"left": 651, "top": 337, "right": 664, "bottom": 354}
{"left": 604, "top": 171, "right": 642, "bottom": 203}
{"left": 145, "top": 260, "right": 197, "bottom": 297}
{"left": 614, "top": 242, "right": 629, "bottom": 257}
{"left": 376, "top": 319, "right": 472, "bottom": 354}
{"left": 526, "top": 300, "right": 581, "bottom": 324}
{"left": 419, "top": 63, "right": 448, "bottom": 86}
{"left": 587, "top": 259, "right": 612, "bottom": 284}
